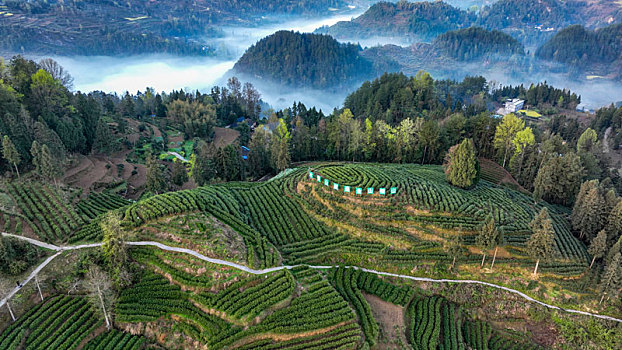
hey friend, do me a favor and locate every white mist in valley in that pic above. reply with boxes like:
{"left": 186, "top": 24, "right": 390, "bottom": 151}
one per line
{"left": 54, "top": 56, "right": 235, "bottom": 94}
{"left": 40, "top": 2, "right": 622, "bottom": 113}
{"left": 52, "top": 8, "right": 366, "bottom": 113}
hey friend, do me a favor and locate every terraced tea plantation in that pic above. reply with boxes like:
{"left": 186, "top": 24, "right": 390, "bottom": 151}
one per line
{"left": 0, "top": 163, "right": 608, "bottom": 350}
{"left": 0, "top": 183, "right": 130, "bottom": 244}
{"left": 104, "top": 249, "right": 544, "bottom": 349}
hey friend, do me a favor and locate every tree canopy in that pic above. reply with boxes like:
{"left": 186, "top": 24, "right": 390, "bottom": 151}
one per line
{"left": 444, "top": 138, "right": 479, "bottom": 189}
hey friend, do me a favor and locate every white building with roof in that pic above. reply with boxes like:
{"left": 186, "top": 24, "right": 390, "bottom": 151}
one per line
{"left": 505, "top": 99, "right": 525, "bottom": 113}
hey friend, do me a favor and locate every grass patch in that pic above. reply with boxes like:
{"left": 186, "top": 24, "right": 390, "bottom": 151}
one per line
{"left": 517, "top": 109, "right": 542, "bottom": 118}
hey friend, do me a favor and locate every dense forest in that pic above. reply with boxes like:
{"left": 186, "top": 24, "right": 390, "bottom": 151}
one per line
{"left": 433, "top": 27, "right": 524, "bottom": 61}
{"left": 536, "top": 23, "right": 622, "bottom": 67}
{"left": 0, "top": 56, "right": 262, "bottom": 181}
{"left": 0, "top": 0, "right": 351, "bottom": 56}
{"left": 477, "top": 0, "right": 577, "bottom": 30}
{"left": 492, "top": 82, "right": 581, "bottom": 111}
{"left": 321, "top": 0, "right": 622, "bottom": 47}
{"left": 241, "top": 72, "right": 618, "bottom": 201}
{"left": 0, "top": 56, "right": 619, "bottom": 200}
{"left": 0, "top": 25, "right": 211, "bottom": 57}
{"left": 233, "top": 31, "right": 379, "bottom": 89}
{"left": 316, "top": 1, "right": 475, "bottom": 41}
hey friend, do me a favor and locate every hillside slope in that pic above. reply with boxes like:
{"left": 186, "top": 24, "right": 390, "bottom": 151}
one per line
{"left": 536, "top": 23, "right": 622, "bottom": 80}
{"left": 233, "top": 31, "right": 379, "bottom": 89}
{"left": 433, "top": 27, "right": 524, "bottom": 60}
{"left": 316, "top": 1, "right": 475, "bottom": 42}
{"left": 0, "top": 0, "right": 352, "bottom": 56}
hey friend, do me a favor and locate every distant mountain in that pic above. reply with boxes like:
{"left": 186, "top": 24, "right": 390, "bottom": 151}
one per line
{"left": 233, "top": 31, "right": 387, "bottom": 89}
{"left": 480, "top": 0, "right": 622, "bottom": 31}
{"left": 478, "top": 0, "right": 573, "bottom": 29}
{"left": 536, "top": 23, "right": 622, "bottom": 80}
{"left": 319, "top": 0, "right": 622, "bottom": 47}
{"left": 0, "top": 0, "right": 353, "bottom": 56}
{"left": 433, "top": 27, "right": 524, "bottom": 60}
{"left": 315, "top": 1, "right": 476, "bottom": 42}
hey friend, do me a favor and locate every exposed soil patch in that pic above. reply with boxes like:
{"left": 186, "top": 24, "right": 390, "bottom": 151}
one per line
{"left": 213, "top": 127, "right": 240, "bottom": 148}
{"left": 526, "top": 321, "right": 559, "bottom": 348}
{"left": 363, "top": 293, "right": 408, "bottom": 349}
{"left": 63, "top": 151, "right": 146, "bottom": 198}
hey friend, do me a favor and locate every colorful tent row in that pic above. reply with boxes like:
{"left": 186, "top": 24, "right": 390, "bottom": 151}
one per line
{"left": 308, "top": 171, "right": 397, "bottom": 195}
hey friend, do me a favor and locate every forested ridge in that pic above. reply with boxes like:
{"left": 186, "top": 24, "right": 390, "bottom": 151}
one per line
{"left": 536, "top": 23, "right": 622, "bottom": 66}
{"left": 477, "top": 0, "right": 578, "bottom": 30}
{"left": 320, "top": 0, "right": 622, "bottom": 48}
{"left": 0, "top": 56, "right": 622, "bottom": 350}
{"left": 0, "top": 0, "right": 350, "bottom": 56}
{"left": 316, "top": 1, "right": 475, "bottom": 41}
{"left": 433, "top": 27, "right": 524, "bottom": 61}
{"left": 0, "top": 25, "right": 211, "bottom": 57}
{"left": 233, "top": 31, "right": 378, "bottom": 89}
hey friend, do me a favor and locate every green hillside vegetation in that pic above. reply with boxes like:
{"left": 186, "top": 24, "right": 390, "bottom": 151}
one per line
{"left": 0, "top": 295, "right": 102, "bottom": 349}
{"left": 478, "top": 0, "right": 577, "bottom": 30}
{"left": 2, "top": 59, "right": 622, "bottom": 350}
{"left": 433, "top": 27, "right": 525, "bottom": 61}
{"left": 319, "top": 0, "right": 608, "bottom": 46}
{"left": 233, "top": 31, "right": 377, "bottom": 89}
{"left": 0, "top": 0, "right": 349, "bottom": 56}
{"left": 536, "top": 23, "right": 622, "bottom": 66}
{"left": 316, "top": 1, "right": 475, "bottom": 41}
{"left": 115, "top": 163, "right": 593, "bottom": 287}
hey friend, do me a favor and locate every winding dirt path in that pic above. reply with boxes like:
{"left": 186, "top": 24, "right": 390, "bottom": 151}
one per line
{"left": 2, "top": 233, "right": 621, "bottom": 324}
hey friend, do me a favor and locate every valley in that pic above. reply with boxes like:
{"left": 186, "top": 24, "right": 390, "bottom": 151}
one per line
{"left": 1, "top": 1, "right": 622, "bottom": 349}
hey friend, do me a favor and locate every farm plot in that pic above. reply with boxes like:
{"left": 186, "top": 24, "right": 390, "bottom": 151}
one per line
{"left": 0, "top": 295, "right": 101, "bottom": 350}
{"left": 83, "top": 330, "right": 146, "bottom": 350}
{"left": 118, "top": 247, "right": 362, "bottom": 350}
{"left": 76, "top": 192, "right": 131, "bottom": 221}
{"left": 119, "top": 163, "right": 588, "bottom": 276}
{"left": 3, "top": 182, "right": 83, "bottom": 243}
{"left": 308, "top": 164, "right": 588, "bottom": 265}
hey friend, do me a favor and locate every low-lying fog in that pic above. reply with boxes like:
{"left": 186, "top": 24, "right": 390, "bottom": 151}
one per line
{"left": 48, "top": 1, "right": 621, "bottom": 113}
{"left": 53, "top": 10, "right": 366, "bottom": 113}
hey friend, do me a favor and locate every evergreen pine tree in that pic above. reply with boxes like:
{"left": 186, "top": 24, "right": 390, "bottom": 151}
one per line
{"left": 588, "top": 230, "right": 608, "bottom": 268}
{"left": 445, "top": 234, "right": 465, "bottom": 271}
{"left": 100, "top": 212, "right": 128, "bottom": 287}
{"left": 93, "top": 118, "right": 114, "bottom": 154}
{"left": 476, "top": 216, "right": 498, "bottom": 267}
{"left": 598, "top": 252, "right": 621, "bottom": 304}
{"left": 2, "top": 135, "right": 20, "bottom": 178}
{"left": 572, "top": 186, "right": 605, "bottom": 240}
{"left": 190, "top": 142, "right": 216, "bottom": 186}
{"left": 527, "top": 208, "right": 556, "bottom": 276}
{"left": 40, "top": 144, "right": 61, "bottom": 188}
{"left": 30, "top": 141, "right": 41, "bottom": 176}
{"left": 171, "top": 160, "right": 188, "bottom": 186}
{"left": 443, "top": 138, "right": 479, "bottom": 189}
{"left": 145, "top": 154, "right": 165, "bottom": 194}
{"left": 605, "top": 200, "right": 622, "bottom": 246}
{"left": 606, "top": 235, "right": 622, "bottom": 266}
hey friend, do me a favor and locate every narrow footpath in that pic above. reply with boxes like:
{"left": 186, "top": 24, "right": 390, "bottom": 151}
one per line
{"left": 1, "top": 232, "right": 621, "bottom": 323}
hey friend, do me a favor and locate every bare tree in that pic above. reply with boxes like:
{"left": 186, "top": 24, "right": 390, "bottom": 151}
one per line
{"left": 39, "top": 58, "right": 74, "bottom": 89}
{"left": 0, "top": 284, "right": 16, "bottom": 321}
{"left": 34, "top": 275, "right": 44, "bottom": 301}
{"left": 84, "top": 265, "right": 113, "bottom": 330}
